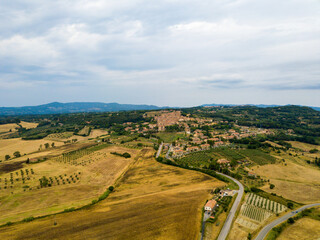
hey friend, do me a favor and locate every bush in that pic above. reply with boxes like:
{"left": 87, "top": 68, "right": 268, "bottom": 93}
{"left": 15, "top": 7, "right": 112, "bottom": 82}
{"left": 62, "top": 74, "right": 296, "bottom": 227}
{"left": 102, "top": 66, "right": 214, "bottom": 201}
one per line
{"left": 287, "top": 217, "right": 295, "bottom": 224}
{"left": 287, "top": 202, "right": 294, "bottom": 209}
{"left": 23, "top": 216, "right": 35, "bottom": 222}
{"left": 122, "top": 152, "right": 131, "bottom": 158}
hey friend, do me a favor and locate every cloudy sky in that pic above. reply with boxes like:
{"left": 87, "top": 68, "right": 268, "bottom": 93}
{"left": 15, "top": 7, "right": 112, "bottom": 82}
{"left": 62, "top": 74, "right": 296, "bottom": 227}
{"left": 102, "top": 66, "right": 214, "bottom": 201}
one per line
{"left": 1, "top": 0, "right": 319, "bottom": 107}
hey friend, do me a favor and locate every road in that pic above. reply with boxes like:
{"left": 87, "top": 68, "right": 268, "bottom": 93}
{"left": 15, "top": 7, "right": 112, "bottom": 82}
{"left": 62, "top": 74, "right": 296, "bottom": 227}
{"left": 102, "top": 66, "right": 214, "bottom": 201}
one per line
{"left": 200, "top": 172, "right": 244, "bottom": 240}
{"left": 254, "top": 203, "right": 320, "bottom": 240}
{"left": 155, "top": 142, "right": 163, "bottom": 158}
{"left": 216, "top": 172, "right": 244, "bottom": 240}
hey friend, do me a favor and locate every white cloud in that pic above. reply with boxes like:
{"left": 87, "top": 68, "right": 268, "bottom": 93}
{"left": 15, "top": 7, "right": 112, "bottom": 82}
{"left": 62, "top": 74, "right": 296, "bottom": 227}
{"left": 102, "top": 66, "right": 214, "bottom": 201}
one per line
{"left": 0, "top": 0, "right": 319, "bottom": 107}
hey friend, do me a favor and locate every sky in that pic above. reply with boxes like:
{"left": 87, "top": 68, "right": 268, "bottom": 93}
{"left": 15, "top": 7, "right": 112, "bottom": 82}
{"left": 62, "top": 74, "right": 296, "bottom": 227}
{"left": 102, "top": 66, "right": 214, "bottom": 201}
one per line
{"left": 0, "top": 0, "right": 320, "bottom": 107}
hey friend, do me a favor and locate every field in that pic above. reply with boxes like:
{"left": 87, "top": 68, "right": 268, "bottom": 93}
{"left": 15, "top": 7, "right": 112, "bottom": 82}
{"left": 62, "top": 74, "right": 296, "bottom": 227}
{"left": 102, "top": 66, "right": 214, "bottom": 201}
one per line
{"left": 0, "top": 138, "right": 65, "bottom": 161}
{"left": 239, "top": 149, "right": 275, "bottom": 165}
{"left": 176, "top": 152, "right": 212, "bottom": 167}
{"left": 277, "top": 218, "right": 320, "bottom": 240}
{"left": 155, "top": 132, "right": 187, "bottom": 142}
{"left": 212, "top": 147, "right": 244, "bottom": 161}
{"left": 0, "top": 145, "right": 140, "bottom": 224}
{"left": 252, "top": 159, "right": 320, "bottom": 203}
{"left": 77, "top": 126, "right": 91, "bottom": 136}
{"left": 0, "top": 148, "right": 225, "bottom": 240}
{"left": 230, "top": 193, "right": 287, "bottom": 240}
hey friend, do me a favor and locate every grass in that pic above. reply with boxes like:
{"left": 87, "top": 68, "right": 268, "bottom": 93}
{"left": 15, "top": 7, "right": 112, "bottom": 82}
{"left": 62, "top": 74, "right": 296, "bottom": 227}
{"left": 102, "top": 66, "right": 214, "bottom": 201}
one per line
{"left": 0, "top": 148, "right": 225, "bottom": 240}
{"left": 155, "top": 132, "right": 187, "bottom": 142}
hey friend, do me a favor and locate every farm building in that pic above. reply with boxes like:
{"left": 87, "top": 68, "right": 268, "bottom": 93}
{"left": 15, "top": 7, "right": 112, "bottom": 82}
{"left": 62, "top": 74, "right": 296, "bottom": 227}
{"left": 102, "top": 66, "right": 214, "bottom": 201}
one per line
{"left": 248, "top": 172, "right": 257, "bottom": 178}
{"left": 204, "top": 199, "right": 217, "bottom": 212}
{"left": 217, "top": 159, "right": 230, "bottom": 165}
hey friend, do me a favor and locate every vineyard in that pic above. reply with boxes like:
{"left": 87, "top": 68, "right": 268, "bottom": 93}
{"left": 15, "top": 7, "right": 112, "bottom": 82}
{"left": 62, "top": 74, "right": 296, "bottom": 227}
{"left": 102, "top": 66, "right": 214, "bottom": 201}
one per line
{"left": 241, "top": 204, "right": 272, "bottom": 222}
{"left": 238, "top": 193, "right": 287, "bottom": 226}
{"left": 239, "top": 149, "right": 275, "bottom": 165}
{"left": 246, "top": 193, "right": 287, "bottom": 213}
{"left": 212, "top": 147, "right": 245, "bottom": 161}
{"left": 175, "top": 152, "right": 212, "bottom": 167}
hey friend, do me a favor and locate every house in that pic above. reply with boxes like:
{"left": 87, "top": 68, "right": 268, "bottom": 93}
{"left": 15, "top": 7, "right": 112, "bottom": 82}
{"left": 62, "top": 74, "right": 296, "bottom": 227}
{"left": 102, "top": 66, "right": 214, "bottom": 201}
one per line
{"left": 217, "top": 159, "right": 230, "bottom": 165}
{"left": 248, "top": 172, "right": 257, "bottom": 178}
{"left": 204, "top": 199, "right": 217, "bottom": 212}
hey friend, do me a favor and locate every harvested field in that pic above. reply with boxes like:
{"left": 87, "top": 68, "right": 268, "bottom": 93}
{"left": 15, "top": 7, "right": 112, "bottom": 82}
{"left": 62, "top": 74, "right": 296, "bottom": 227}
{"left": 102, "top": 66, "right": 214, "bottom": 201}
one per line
{"left": 277, "top": 218, "right": 320, "bottom": 240}
{"left": 252, "top": 160, "right": 320, "bottom": 203}
{"left": 0, "top": 148, "right": 225, "bottom": 239}
{"left": 0, "top": 145, "right": 140, "bottom": 224}
{"left": 0, "top": 138, "right": 64, "bottom": 161}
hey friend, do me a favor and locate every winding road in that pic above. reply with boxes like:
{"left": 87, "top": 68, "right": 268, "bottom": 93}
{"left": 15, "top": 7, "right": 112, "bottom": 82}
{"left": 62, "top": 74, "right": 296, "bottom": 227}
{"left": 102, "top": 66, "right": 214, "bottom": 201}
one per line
{"left": 216, "top": 173, "right": 244, "bottom": 240}
{"left": 201, "top": 172, "right": 244, "bottom": 240}
{"left": 254, "top": 203, "right": 320, "bottom": 240}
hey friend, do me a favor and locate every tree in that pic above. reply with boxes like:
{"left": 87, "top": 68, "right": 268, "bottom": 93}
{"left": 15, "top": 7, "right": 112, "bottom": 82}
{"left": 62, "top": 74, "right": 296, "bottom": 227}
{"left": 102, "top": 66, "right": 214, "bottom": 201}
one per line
{"left": 287, "top": 217, "right": 295, "bottom": 224}
{"left": 51, "top": 142, "right": 55, "bottom": 148}
{"left": 247, "top": 233, "right": 252, "bottom": 240}
{"left": 122, "top": 152, "right": 131, "bottom": 158}
{"left": 287, "top": 202, "right": 294, "bottom": 209}
{"left": 44, "top": 143, "right": 50, "bottom": 149}
{"left": 5, "top": 155, "right": 10, "bottom": 161}
{"left": 13, "top": 151, "right": 21, "bottom": 158}
{"left": 269, "top": 184, "right": 275, "bottom": 189}
{"left": 108, "top": 186, "right": 114, "bottom": 192}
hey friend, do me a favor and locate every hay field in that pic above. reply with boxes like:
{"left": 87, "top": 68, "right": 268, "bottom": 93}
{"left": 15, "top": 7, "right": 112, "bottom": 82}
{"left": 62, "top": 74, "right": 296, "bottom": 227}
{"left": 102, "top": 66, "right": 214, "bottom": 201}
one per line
{"left": 0, "top": 145, "right": 139, "bottom": 224}
{"left": 0, "top": 122, "right": 37, "bottom": 134}
{"left": 289, "top": 141, "right": 320, "bottom": 152}
{"left": 0, "top": 138, "right": 65, "bottom": 161}
{"left": 0, "top": 148, "right": 225, "bottom": 240}
{"left": 252, "top": 160, "right": 320, "bottom": 203}
{"left": 0, "top": 123, "right": 19, "bottom": 133}
{"left": 277, "top": 218, "right": 320, "bottom": 240}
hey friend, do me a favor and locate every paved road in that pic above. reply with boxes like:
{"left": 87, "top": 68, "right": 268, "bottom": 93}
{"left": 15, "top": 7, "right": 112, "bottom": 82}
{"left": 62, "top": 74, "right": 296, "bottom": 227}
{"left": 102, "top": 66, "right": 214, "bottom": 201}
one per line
{"left": 254, "top": 203, "right": 320, "bottom": 240}
{"left": 155, "top": 142, "right": 163, "bottom": 158}
{"left": 216, "top": 173, "right": 244, "bottom": 240}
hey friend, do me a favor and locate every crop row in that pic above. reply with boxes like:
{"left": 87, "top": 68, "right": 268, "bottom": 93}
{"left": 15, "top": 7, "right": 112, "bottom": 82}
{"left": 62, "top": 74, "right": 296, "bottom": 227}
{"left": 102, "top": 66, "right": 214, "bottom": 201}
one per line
{"left": 241, "top": 204, "right": 272, "bottom": 222}
{"left": 247, "top": 193, "right": 286, "bottom": 213}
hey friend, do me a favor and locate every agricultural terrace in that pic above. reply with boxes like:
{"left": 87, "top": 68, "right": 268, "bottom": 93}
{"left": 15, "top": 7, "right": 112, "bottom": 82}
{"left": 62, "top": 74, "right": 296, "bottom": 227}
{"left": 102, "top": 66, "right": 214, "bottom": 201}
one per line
{"left": 0, "top": 148, "right": 225, "bottom": 240}
{"left": 0, "top": 145, "right": 140, "bottom": 224}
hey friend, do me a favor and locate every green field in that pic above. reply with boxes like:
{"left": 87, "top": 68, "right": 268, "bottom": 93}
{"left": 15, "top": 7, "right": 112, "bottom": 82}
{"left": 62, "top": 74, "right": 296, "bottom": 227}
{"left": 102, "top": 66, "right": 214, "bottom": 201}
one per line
{"left": 156, "top": 132, "right": 187, "bottom": 142}
{"left": 175, "top": 152, "right": 212, "bottom": 168}
{"left": 239, "top": 149, "right": 275, "bottom": 165}
{"left": 211, "top": 147, "right": 245, "bottom": 161}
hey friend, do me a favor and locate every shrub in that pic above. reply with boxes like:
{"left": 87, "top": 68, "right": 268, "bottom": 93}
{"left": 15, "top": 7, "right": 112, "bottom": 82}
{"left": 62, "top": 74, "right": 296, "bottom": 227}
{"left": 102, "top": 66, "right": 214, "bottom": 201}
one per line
{"left": 287, "top": 217, "right": 295, "bottom": 224}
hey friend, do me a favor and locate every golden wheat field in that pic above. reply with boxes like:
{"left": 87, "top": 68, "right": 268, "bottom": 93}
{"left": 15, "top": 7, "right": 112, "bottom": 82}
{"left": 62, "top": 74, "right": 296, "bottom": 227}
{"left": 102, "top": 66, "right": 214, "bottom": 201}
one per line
{"left": 0, "top": 148, "right": 225, "bottom": 240}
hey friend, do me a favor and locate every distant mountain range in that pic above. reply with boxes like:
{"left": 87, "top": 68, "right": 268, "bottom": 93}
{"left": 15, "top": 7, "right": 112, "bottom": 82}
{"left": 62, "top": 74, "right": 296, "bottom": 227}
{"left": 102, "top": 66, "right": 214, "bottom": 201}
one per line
{"left": 0, "top": 102, "right": 319, "bottom": 116}
{"left": 201, "top": 103, "right": 320, "bottom": 111}
{"left": 0, "top": 102, "right": 163, "bottom": 116}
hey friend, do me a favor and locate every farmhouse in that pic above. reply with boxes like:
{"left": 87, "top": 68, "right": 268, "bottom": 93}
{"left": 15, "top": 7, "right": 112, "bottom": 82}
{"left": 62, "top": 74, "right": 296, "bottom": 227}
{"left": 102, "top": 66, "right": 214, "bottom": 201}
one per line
{"left": 248, "top": 172, "right": 257, "bottom": 178}
{"left": 204, "top": 199, "right": 217, "bottom": 212}
{"left": 217, "top": 159, "right": 230, "bottom": 165}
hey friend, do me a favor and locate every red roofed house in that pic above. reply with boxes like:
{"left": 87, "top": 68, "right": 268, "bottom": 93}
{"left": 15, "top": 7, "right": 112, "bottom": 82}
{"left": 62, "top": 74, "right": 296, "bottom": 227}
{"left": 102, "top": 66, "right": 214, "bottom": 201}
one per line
{"left": 204, "top": 199, "right": 217, "bottom": 212}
